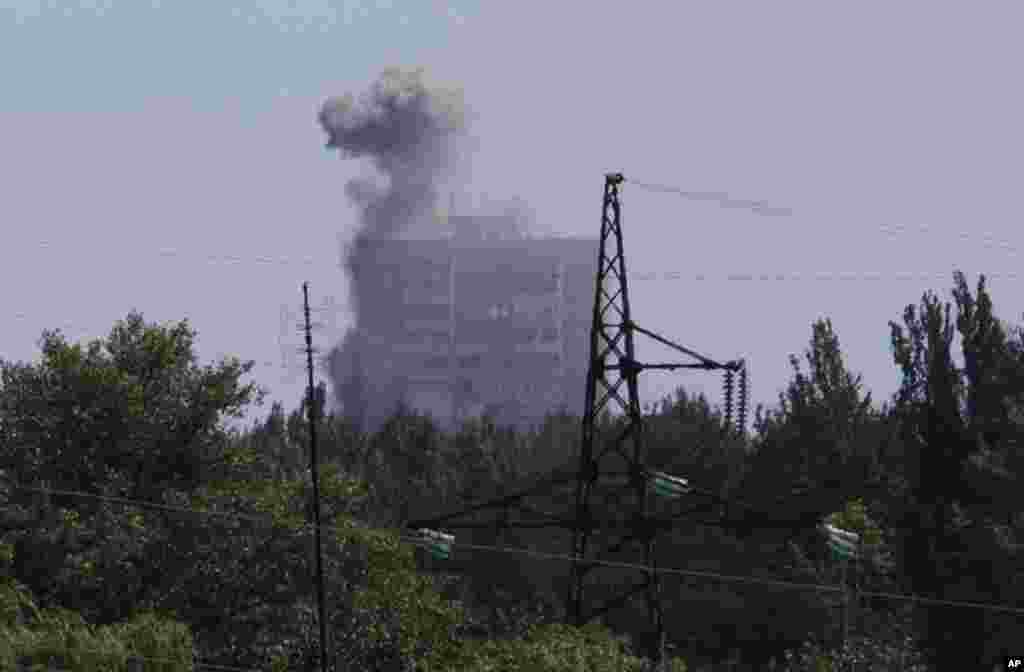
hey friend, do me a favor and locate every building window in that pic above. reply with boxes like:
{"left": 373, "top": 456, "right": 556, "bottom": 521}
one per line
{"left": 403, "top": 304, "right": 451, "bottom": 321}
{"left": 403, "top": 286, "right": 450, "bottom": 304}
{"left": 488, "top": 304, "right": 512, "bottom": 320}
{"left": 513, "top": 326, "right": 538, "bottom": 344}
{"left": 458, "top": 355, "right": 482, "bottom": 369}
{"left": 424, "top": 357, "right": 449, "bottom": 369}
{"left": 406, "top": 330, "right": 449, "bottom": 346}
{"left": 510, "top": 271, "right": 558, "bottom": 295}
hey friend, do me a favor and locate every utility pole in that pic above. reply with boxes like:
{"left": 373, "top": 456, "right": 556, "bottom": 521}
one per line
{"left": 303, "top": 282, "right": 329, "bottom": 672}
{"left": 840, "top": 557, "right": 848, "bottom": 654}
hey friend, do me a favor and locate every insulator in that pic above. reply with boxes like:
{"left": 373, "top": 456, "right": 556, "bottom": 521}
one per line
{"left": 736, "top": 360, "right": 748, "bottom": 435}
{"left": 723, "top": 368, "right": 735, "bottom": 431}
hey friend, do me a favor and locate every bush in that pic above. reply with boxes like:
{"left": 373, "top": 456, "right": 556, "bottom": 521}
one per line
{"left": 0, "top": 576, "right": 194, "bottom": 672}
{"left": 454, "top": 622, "right": 687, "bottom": 672}
{"left": 776, "top": 636, "right": 927, "bottom": 671}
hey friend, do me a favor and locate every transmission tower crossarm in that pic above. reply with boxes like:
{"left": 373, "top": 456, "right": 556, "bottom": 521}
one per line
{"left": 629, "top": 322, "right": 741, "bottom": 371}
{"left": 607, "top": 361, "right": 721, "bottom": 372}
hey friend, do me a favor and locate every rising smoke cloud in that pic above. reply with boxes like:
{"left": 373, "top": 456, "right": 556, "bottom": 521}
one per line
{"left": 319, "top": 67, "right": 468, "bottom": 247}
{"left": 318, "top": 68, "right": 470, "bottom": 429}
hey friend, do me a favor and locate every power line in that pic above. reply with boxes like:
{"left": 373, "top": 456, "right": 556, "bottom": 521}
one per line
{"left": 624, "top": 179, "right": 1022, "bottom": 271}
{"left": 7, "top": 263, "right": 1022, "bottom": 295}
{"left": 879, "top": 223, "right": 1021, "bottom": 257}
{"left": 410, "top": 533, "right": 1024, "bottom": 616}
{"left": 154, "top": 248, "right": 323, "bottom": 267}
{"left": 19, "top": 171, "right": 1023, "bottom": 266}
{"left": 630, "top": 271, "right": 1022, "bottom": 282}
{"left": 626, "top": 178, "right": 794, "bottom": 217}
{"left": 625, "top": 178, "right": 1022, "bottom": 258}
{"left": 4, "top": 481, "right": 1022, "bottom": 617}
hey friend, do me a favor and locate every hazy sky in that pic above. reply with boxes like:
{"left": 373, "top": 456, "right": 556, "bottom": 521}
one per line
{"left": 3, "top": 1, "right": 1022, "bottom": 431}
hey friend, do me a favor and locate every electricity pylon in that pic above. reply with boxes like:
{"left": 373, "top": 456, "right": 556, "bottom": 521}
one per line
{"left": 565, "top": 173, "right": 745, "bottom": 666}
{"left": 407, "top": 172, "right": 749, "bottom": 669}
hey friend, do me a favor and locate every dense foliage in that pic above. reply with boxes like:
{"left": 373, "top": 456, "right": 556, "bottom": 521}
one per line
{"left": 1, "top": 272, "right": 1021, "bottom": 670}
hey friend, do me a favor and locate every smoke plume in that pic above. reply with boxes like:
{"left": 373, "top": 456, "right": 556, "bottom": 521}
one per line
{"left": 318, "top": 67, "right": 469, "bottom": 430}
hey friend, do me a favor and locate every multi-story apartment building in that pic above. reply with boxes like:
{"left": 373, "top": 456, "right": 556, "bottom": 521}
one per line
{"left": 349, "top": 212, "right": 597, "bottom": 430}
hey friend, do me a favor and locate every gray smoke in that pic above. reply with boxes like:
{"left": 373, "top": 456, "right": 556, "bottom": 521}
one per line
{"left": 318, "top": 68, "right": 470, "bottom": 430}
{"left": 319, "top": 67, "right": 468, "bottom": 306}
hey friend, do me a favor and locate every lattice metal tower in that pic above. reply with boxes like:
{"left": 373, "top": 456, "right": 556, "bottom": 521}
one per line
{"left": 565, "top": 173, "right": 745, "bottom": 665}
{"left": 407, "top": 172, "right": 750, "bottom": 669}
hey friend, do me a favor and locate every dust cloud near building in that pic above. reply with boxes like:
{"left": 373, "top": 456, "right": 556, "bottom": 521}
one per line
{"left": 318, "top": 68, "right": 597, "bottom": 432}
{"left": 338, "top": 208, "right": 597, "bottom": 432}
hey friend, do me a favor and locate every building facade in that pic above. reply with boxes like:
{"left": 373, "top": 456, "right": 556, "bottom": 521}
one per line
{"left": 350, "top": 218, "right": 597, "bottom": 430}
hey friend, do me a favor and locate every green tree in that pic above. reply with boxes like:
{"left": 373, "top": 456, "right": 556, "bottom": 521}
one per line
{"left": 0, "top": 310, "right": 264, "bottom": 504}
{"left": 747, "top": 318, "right": 879, "bottom": 511}
{"left": 0, "top": 574, "right": 195, "bottom": 672}
{"left": 887, "top": 271, "right": 1024, "bottom": 670}
{"left": 163, "top": 452, "right": 378, "bottom": 669}
{"left": 0, "top": 311, "right": 264, "bottom": 625}
{"left": 695, "top": 318, "right": 889, "bottom": 666}
{"left": 238, "top": 400, "right": 304, "bottom": 481}
{"left": 154, "top": 428, "right": 665, "bottom": 671}
{"left": 455, "top": 622, "right": 659, "bottom": 672}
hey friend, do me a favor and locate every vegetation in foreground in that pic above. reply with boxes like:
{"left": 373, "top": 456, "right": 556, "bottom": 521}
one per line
{"left": 1, "top": 270, "right": 1020, "bottom": 670}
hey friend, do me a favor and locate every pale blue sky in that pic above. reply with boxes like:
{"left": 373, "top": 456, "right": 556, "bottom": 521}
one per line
{"left": 3, "top": 1, "right": 1023, "bottom": 431}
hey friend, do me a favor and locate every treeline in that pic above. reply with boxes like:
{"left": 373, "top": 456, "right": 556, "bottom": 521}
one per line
{"left": 0, "top": 270, "right": 1021, "bottom": 671}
